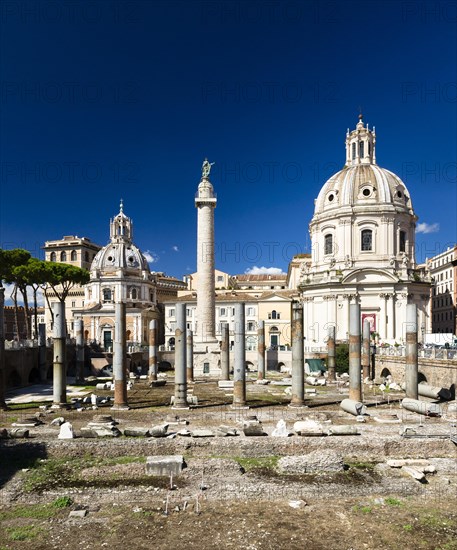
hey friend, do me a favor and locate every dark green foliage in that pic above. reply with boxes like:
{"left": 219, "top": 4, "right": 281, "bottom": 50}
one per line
{"left": 335, "top": 343, "right": 349, "bottom": 373}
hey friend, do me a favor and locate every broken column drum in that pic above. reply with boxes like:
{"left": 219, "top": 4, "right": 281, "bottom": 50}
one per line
{"left": 290, "top": 301, "right": 305, "bottom": 406}
{"left": 186, "top": 329, "right": 194, "bottom": 382}
{"left": 349, "top": 303, "right": 362, "bottom": 402}
{"left": 75, "top": 319, "right": 84, "bottom": 383}
{"left": 173, "top": 302, "right": 188, "bottom": 408}
{"left": 233, "top": 303, "right": 247, "bottom": 407}
{"left": 257, "top": 320, "right": 266, "bottom": 380}
{"left": 52, "top": 301, "right": 67, "bottom": 407}
{"left": 405, "top": 303, "right": 418, "bottom": 400}
{"left": 112, "top": 301, "right": 129, "bottom": 409}
{"left": 327, "top": 325, "right": 336, "bottom": 382}
{"left": 220, "top": 324, "right": 230, "bottom": 380}
{"left": 148, "top": 319, "right": 158, "bottom": 381}
{"left": 361, "top": 318, "right": 370, "bottom": 380}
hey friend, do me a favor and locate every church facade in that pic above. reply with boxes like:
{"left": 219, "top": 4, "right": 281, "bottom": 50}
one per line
{"left": 76, "top": 202, "right": 185, "bottom": 349}
{"left": 290, "top": 116, "right": 431, "bottom": 346}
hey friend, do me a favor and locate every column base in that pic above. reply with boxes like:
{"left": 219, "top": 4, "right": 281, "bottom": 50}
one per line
{"left": 51, "top": 403, "right": 70, "bottom": 410}
{"left": 288, "top": 403, "right": 308, "bottom": 409}
{"left": 111, "top": 404, "right": 130, "bottom": 411}
{"left": 230, "top": 403, "right": 249, "bottom": 410}
{"left": 171, "top": 405, "right": 190, "bottom": 410}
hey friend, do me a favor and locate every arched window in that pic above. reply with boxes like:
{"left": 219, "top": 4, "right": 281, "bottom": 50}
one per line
{"left": 352, "top": 142, "right": 356, "bottom": 160}
{"left": 399, "top": 230, "right": 406, "bottom": 253}
{"left": 70, "top": 250, "right": 77, "bottom": 261}
{"left": 84, "top": 251, "right": 89, "bottom": 262}
{"left": 102, "top": 288, "right": 112, "bottom": 303}
{"left": 60, "top": 251, "right": 67, "bottom": 262}
{"left": 50, "top": 252, "right": 56, "bottom": 262}
{"left": 361, "top": 229, "right": 373, "bottom": 251}
{"left": 359, "top": 141, "right": 364, "bottom": 158}
{"left": 131, "top": 288, "right": 138, "bottom": 300}
{"left": 324, "top": 234, "right": 333, "bottom": 255}
{"left": 271, "top": 310, "right": 277, "bottom": 320}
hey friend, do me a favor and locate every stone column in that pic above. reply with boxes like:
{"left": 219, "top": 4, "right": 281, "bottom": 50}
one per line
{"left": 327, "top": 325, "right": 336, "bottom": 382}
{"left": 38, "top": 323, "right": 47, "bottom": 382}
{"left": 290, "top": 302, "right": 305, "bottom": 406}
{"left": 52, "top": 302, "right": 67, "bottom": 408}
{"left": 148, "top": 319, "right": 158, "bottom": 381}
{"left": 257, "top": 321, "right": 266, "bottom": 380}
{"left": 173, "top": 303, "right": 188, "bottom": 408}
{"left": 112, "top": 302, "right": 129, "bottom": 410}
{"left": 186, "top": 329, "right": 194, "bottom": 382}
{"left": 0, "top": 287, "right": 6, "bottom": 409}
{"left": 405, "top": 303, "right": 418, "bottom": 399}
{"left": 75, "top": 319, "right": 84, "bottom": 383}
{"left": 195, "top": 176, "right": 217, "bottom": 342}
{"left": 220, "top": 324, "right": 230, "bottom": 380}
{"left": 388, "top": 293, "right": 396, "bottom": 340}
{"left": 349, "top": 303, "right": 362, "bottom": 402}
{"left": 361, "top": 318, "right": 370, "bottom": 381}
{"left": 232, "top": 303, "right": 246, "bottom": 407}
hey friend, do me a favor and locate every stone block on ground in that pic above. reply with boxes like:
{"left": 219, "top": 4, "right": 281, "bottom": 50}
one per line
{"left": 149, "top": 424, "right": 169, "bottom": 437}
{"left": 293, "top": 420, "right": 325, "bottom": 436}
{"left": 277, "top": 450, "right": 344, "bottom": 474}
{"left": 327, "top": 425, "right": 359, "bottom": 436}
{"left": 215, "top": 425, "right": 239, "bottom": 437}
{"left": 123, "top": 427, "right": 150, "bottom": 437}
{"left": 146, "top": 455, "right": 184, "bottom": 476}
{"left": 9, "top": 428, "right": 30, "bottom": 438}
{"left": 191, "top": 429, "right": 214, "bottom": 438}
{"left": 58, "top": 422, "right": 75, "bottom": 439}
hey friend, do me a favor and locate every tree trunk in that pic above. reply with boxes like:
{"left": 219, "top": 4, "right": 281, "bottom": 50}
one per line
{"left": 19, "top": 284, "right": 30, "bottom": 339}
{"left": 12, "top": 285, "right": 20, "bottom": 341}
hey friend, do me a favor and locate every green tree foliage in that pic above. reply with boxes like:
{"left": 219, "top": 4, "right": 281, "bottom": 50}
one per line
{"left": 335, "top": 343, "right": 349, "bottom": 374}
{"left": 43, "top": 263, "right": 90, "bottom": 302}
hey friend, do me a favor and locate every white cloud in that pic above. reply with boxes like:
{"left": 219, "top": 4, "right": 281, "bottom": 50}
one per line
{"left": 3, "top": 283, "right": 45, "bottom": 307}
{"left": 172, "top": 245, "right": 179, "bottom": 252}
{"left": 416, "top": 222, "right": 440, "bottom": 234}
{"left": 143, "top": 250, "right": 159, "bottom": 264}
{"left": 244, "top": 266, "right": 285, "bottom": 275}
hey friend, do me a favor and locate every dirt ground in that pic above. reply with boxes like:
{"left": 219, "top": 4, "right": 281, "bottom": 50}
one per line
{"left": 1, "top": 377, "right": 456, "bottom": 549}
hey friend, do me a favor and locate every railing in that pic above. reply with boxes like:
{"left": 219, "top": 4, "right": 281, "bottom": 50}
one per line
{"left": 376, "top": 346, "right": 457, "bottom": 360}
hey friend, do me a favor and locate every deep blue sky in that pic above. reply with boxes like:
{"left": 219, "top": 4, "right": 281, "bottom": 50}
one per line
{"left": 1, "top": 0, "right": 456, "bottom": 279}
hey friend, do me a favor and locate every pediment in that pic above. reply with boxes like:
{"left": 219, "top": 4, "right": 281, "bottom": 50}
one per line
{"left": 341, "top": 269, "right": 398, "bottom": 284}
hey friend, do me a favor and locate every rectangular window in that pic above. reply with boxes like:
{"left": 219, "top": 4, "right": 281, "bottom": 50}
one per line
{"left": 247, "top": 307, "right": 255, "bottom": 316}
{"left": 220, "top": 307, "right": 226, "bottom": 316}
{"left": 217, "top": 275, "right": 224, "bottom": 282}
{"left": 361, "top": 229, "right": 373, "bottom": 251}
{"left": 352, "top": 142, "right": 356, "bottom": 160}
{"left": 169, "top": 309, "right": 175, "bottom": 317}
{"left": 359, "top": 141, "right": 364, "bottom": 158}
{"left": 247, "top": 321, "right": 256, "bottom": 331}
{"left": 203, "top": 362, "right": 210, "bottom": 374}
{"left": 324, "top": 234, "right": 333, "bottom": 255}
{"left": 71, "top": 301, "right": 76, "bottom": 308}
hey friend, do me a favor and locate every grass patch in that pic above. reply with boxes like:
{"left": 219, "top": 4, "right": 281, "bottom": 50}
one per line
{"left": 22, "top": 455, "right": 148, "bottom": 492}
{"left": 6, "top": 525, "right": 43, "bottom": 541}
{"left": 53, "top": 496, "right": 73, "bottom": 508}
{"left": 403, "top": 524, "right": 413, "bottom": 532}
{"left": 7, "top": 402, "right": 46, "bottom": 410}
{"left": 352, "top": 505, "right": 373, "bottom": 514}
{"left": 235, "top": 456, "right": 280, "bottom": 472}
{"left": 385, "top": 497, "right": 403, "bottom": 507}
{"left": 0, "top": 503, "right": 58, "bottom": 521}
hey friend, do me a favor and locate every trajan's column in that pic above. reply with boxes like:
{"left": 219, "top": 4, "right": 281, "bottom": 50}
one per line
{"left": 195, "top": 158, "right": 217, "bottom": 343}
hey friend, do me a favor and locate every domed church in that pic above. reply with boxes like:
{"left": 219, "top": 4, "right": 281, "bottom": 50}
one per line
{"left": 294, "top": 116, "right": 431, "bottom": 345}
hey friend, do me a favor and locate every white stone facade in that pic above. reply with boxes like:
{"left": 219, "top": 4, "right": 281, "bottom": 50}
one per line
{"left": 297, "top": 117, "right": 432, "bottom": 345}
